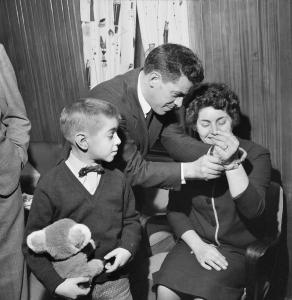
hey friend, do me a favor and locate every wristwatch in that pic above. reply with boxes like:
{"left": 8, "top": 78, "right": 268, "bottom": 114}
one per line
{"left": 223, "top": 147, "right": 247, "bottom": 171}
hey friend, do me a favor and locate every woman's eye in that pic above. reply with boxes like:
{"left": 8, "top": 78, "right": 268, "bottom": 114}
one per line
{"left": 201, "top": 122, "right": 209, "bottom": 128}
{"left": 218, "top": 119, "right": 226, "bottom": 126}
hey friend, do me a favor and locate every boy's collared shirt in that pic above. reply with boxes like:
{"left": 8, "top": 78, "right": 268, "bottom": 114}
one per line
{"left": 65, "top": 151, "right": 101, "bottom": 195}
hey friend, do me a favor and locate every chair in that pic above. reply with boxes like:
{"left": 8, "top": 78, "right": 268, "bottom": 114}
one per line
{"left": 21, "top": 142, "right": 64, "bottom": 194}
{"left": 244, "top": 181, "right": 284, "bottom": 300}
{"left": 145, "top": 182, "right": 284, "bottom": 300}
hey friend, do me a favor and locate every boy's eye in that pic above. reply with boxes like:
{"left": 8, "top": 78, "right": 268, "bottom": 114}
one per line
{"left": 108, "top": 131, "right": 117, "bottom": 139}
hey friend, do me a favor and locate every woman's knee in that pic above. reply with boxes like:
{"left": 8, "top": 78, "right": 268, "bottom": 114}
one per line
{"left": 157, "top": 285, "right": 180, "bottom": 300}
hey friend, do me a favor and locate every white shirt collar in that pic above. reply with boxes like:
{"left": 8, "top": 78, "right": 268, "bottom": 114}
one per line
{"left": 137, "top": 71, "right": 151, "bottom": 117}
{"left": 65, "top": 151, "right": 100, "bottom": 195}
{"left": 65, "top": 151, "right": 95, "bottom": 177}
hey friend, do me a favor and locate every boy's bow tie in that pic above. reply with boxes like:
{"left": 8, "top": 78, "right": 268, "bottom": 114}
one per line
{"left": 78, "top": 164, "right": 104, "bottom": 177}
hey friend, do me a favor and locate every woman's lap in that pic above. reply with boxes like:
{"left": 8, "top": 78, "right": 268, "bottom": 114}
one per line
{"left": 153, "top": 241, "right": 245, "bottom": 300}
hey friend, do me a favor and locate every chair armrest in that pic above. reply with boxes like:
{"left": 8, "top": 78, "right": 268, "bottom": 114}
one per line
{"left": 245, "top": 236, "right": 281, "bottom": 291}
{"left": 144, "top": 214, "right": 171, "bottom": 237}
{"left": 246, "top": 237, "right": 280, "bottom": 264}
{"left": 141, "top": 214, "right": 175, "bottom": 256}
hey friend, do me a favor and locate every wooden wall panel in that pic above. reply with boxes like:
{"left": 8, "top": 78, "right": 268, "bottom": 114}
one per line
{"left": 279, "top": 2, "right": 292, "bottom": 297}
{"left": 188, "top": 0, "right": 292, "bottom": 298}
{"left": 0, "top": 0, "right": 87, "bottom": 142}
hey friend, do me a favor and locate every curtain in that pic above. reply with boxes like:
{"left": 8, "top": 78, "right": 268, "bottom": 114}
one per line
{"left": 136, "top": 0, "right": 190, "bottom": 56}
{"left": 80, "top": 0, "right": 136, "bottom": 89}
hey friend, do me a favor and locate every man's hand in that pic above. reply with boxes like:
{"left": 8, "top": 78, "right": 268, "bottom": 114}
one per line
{"left": 210, "top": 131, "right": 239, "bottom": 164}
{"left": 183, "top": 155, "right": 224, "bottom": 181}
{"left": 55, "top": 277, "right": 91, "bottom": 299}
{"left": 104, "top": 248, "right": 131, "bottom": 273}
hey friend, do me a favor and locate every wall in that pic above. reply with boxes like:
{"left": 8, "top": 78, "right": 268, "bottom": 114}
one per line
{"left": 0, "top": 0, "right": 87, "bottom": 142}
{"left": 187, "top": 0, "right": 292, "bottom": 298}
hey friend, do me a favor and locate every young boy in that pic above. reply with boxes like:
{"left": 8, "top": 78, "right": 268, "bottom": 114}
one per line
{"left": 23, "top": 98, "right": 141, "bottom": 300}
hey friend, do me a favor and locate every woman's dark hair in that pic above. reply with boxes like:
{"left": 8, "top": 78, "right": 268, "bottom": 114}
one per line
{"left": 144, "top": 43, "right": 204, "bottom": 84}
{"left": 185, "top": 83, "right": 241, "bottom": 128}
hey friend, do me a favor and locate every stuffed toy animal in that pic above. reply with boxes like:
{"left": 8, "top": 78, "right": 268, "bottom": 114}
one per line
{"left": 26, "top": 218, "right": 104, "bottom": 281}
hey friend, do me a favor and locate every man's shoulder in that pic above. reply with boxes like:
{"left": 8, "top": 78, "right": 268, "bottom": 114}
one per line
{"left": 89, "top": 69, "right": 140, "bottom": 99}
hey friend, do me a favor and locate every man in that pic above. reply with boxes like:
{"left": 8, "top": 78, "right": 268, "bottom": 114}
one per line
{"left": 0, "top": 44, "right": 30, "bottom": 300}
{"left": 89, "top": 43, "right": 234, "bottom": 190}
{"left": 88, "top": 43, "right": 242, "bottom": 300}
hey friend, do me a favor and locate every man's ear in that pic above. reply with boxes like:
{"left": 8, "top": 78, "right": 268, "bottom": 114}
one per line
{"left": 75, "top": 132, "right": 88, "bottom": 151}
{"left": 148, "top": 71, "right": 162, "bottom": 88}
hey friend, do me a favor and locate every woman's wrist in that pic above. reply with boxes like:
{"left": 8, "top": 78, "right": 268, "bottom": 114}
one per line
{"left": 181, "top": 230, "right": 204, "bottom": 252}
{"left": 223, "top": 147, "right": 247, "bottom": 171}
{"left": 189, "top": 237, "right": 206, "bottom": 254}
{"left": 223, "top": 158, "right": 241, "bottom": 171}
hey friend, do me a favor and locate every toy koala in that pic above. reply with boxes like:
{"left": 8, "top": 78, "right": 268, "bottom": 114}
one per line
{"left": 26, "top": 218, "right": 104, "bottom": 280}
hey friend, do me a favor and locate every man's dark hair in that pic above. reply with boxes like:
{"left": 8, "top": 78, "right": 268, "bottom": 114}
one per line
{"left": 144, "top": 43, "right": 204, "bottom": 84}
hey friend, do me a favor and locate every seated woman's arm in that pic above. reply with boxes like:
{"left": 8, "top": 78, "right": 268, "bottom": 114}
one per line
{"left": 211, "top": 131, "right": 271, "bottom": 218}
{"left": 167, "top": 192, "right": 228, "bottom": 272}
{"left": 226, "top": 141, "right": 271, "bottom": 219}
{"left": 211, "top": 131, "right": 249, "bottom": 198}
{"left": 181, "top": 229, "right": 228, "bottom": 271}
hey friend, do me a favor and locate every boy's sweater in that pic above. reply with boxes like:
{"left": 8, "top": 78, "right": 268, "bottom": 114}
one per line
{"left": 23, "top": 162, "right": 141, "bottom": 294}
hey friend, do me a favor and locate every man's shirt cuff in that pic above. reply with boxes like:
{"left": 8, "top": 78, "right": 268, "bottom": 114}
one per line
{"left": 181, "top": 163, "right": 186, "bottom": 184}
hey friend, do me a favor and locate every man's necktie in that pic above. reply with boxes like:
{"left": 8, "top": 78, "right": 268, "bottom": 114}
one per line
{"left": 78, "top": 164, "right": 104, "bottom": 177}
{"left": 145, "top": 110, "right": 153, "bottom": 128}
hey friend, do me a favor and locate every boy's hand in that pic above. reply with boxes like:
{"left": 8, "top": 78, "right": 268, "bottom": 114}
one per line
{"left": 55, "top": 277, "right": 91, "bottom": 299}
{"left": 104, "top": 247, "right": 131, "bottom": 273}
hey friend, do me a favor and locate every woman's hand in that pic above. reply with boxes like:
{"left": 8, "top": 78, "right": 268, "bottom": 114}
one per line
{"left": 210, "top": 131, "right": 239, "bottom": 164}
{"left": 191, "top": 241, "right": 228, "bottom": 271}
{"left": 181, "top": 230, "right": 228, "bottom": 271}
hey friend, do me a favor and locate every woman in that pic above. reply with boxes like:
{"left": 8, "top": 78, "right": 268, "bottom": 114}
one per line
{"left": 153, "top": 83, "right": 271, "bottom": 300}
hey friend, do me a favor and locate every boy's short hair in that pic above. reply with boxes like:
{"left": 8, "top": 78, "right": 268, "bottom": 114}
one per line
{"left": 60, "top": 98, "right": 120, "bottom": 144}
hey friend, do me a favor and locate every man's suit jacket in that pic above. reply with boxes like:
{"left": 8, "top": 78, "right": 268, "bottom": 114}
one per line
{"left": 0, "top": 44, "right": 30, "bottom": 300}
{"left": 89, "top": 69, "right": 208, "bottom": 190}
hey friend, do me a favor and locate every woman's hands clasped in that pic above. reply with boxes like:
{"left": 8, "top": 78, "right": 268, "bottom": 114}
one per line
{"left": 209, "top": 131, "right": 239, "bottom": 164}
